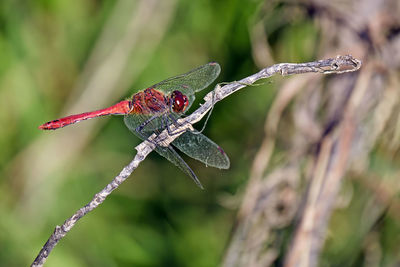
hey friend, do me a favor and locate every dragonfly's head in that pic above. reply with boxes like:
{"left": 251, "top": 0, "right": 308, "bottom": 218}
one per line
{"left": 170, "top": 90, "right": 189, "bottom": 113}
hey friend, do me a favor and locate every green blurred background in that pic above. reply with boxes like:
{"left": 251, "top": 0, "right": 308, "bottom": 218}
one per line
{"left": 1, "top": 0, "right": 394, "bottom": 266}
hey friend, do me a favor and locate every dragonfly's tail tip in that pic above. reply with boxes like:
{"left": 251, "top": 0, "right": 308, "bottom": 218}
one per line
{"left": 38, "top": 122, "right": 59, "bottom": 130}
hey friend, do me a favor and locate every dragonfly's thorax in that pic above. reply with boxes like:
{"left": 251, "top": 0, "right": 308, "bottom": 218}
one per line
{"left": 130, "top": 88, "right": 169, "bottom": 115}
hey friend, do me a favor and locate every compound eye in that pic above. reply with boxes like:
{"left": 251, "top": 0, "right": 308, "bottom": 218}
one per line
{"left": 171, "top": 90, "right": 189, "bottom": 113}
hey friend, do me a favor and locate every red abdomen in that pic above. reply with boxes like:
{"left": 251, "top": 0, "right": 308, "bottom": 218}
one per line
{"left": 39, "top": 100, "right": 132, "bottom": 130}
{"left": 38, "top": 88, "right": 169, "bottom": 130}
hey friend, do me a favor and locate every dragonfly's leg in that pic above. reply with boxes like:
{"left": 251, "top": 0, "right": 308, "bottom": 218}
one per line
{"left": 159, "top": 114, "right": 183, "bottom": 140}
{"left": 154, "top": 114, "right": 170, "bottom": 144}
{"left": 136, "top": 127, "right": 158, "bottom": 146}
{"left": 166, "top": 114, "right": 190, "bottom": 136}
{"left": 162, "top": 114, "right": 171, "bottom": 135}
{"left": 135, "top": 115, "right": 160, "bottom": 146}
{"left": 136, "top": 115, "right": 159, "bottom": 133}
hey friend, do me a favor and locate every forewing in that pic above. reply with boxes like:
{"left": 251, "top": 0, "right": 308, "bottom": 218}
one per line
{"left": 172, "top": 130, "right": 230, "bottom": 169}
{"left": 151, "top": 62, "right": 221, "bottom": 96}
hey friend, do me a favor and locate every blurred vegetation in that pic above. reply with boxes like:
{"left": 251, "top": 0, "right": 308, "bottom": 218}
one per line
{"left": 0, "top": 0, "right": 398, "bottom": 267}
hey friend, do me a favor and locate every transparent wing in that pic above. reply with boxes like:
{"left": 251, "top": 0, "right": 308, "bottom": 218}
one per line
{"left": 151, "top": 62, "right": 220, "bottom": 96}
{"left": 124, "top": 114, "right": 230, "bottom": 170}
{"left": 124, "top": 113, "right": 165, "bottom": 133}
{"left": 171, "top": 130, "right": 230, "bottom": 169}
{"left": 154, "top": 145, "right": 204, "bottom": 189}
{"left": 165, "top": 113, "right": 230, "bottom": 169}
{"left": 124, "top": 115, "right": 204, "bottom": 189}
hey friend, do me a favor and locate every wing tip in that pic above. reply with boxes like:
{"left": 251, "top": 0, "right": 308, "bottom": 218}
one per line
{"left": 218, "top": 160, "right": 230, "bottom": 170}
{"left": 208, "top": 62, "right": 221, "bottom": 74}
{"left": 190, "top": 171, "right": 205, "bottom": 190}
{"left": 217, "top": 146, "right": 230, "bottom": 169}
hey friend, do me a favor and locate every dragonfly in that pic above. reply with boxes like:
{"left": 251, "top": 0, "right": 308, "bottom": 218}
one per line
{"left": 39, "top": 62, "right": 230, "bottom": 189}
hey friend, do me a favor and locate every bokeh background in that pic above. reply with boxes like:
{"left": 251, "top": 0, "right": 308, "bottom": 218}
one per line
{"left": 1, "top": 0, "right": 399, "bottom": 266}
